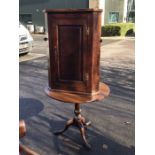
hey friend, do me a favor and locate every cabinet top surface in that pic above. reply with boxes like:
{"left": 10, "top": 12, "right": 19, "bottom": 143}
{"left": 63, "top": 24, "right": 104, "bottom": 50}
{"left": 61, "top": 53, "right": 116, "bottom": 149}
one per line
{"left": 46, "top": 8, "right": 102, "bottom": 13}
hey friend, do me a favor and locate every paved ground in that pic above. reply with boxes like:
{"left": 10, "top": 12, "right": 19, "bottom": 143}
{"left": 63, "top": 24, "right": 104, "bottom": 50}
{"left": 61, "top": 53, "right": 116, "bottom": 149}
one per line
{"left": 19, "top": 35, "right": 135, "bottom": 155}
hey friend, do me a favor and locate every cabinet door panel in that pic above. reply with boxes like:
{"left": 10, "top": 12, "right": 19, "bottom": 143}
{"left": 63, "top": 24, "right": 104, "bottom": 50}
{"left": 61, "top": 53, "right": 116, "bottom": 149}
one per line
{"left": 48, "top": 15, "right": 89, "bottom": 92}
{"left": 58, "top": 25, "right": 83, "bottom": 81}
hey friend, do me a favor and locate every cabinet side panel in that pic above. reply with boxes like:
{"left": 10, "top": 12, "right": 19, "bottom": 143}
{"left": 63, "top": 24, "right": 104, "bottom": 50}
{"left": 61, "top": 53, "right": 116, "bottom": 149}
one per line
{"left": 58, "top": 25, "right": 83, "bottom": 81}
{"left": 91, "top": 12, "right": 102, "bottom": 92}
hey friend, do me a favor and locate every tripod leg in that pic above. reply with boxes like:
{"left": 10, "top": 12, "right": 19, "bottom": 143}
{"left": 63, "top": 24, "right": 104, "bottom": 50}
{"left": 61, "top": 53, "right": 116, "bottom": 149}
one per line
{"left": 78, "top": 121, "right": 91, "bottom": 149}
{"left": 54, "top": 118, "right": 74, "bottom": 135}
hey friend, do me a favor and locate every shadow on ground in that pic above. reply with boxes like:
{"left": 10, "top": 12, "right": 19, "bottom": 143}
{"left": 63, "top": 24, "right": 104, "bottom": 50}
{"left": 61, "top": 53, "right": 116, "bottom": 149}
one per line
{"left": 100, "top": 65, "right": 135, "bottom": 102}
{"left": 33, "top": 114, "right": 135, "bottom": 155}
{"left": 19, "top": 98, "right": 44, "bottom": 120}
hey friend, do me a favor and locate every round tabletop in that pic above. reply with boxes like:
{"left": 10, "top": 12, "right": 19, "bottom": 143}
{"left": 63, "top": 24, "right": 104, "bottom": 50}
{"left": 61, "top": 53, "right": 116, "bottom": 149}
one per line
{"left": 45, "top": 82, "right": 110, "bottom": 104}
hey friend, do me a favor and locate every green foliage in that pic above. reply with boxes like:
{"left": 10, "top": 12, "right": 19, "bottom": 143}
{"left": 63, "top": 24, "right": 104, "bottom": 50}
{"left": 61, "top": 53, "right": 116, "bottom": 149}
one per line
{"left": 101, "top": 23, "right": 135, "bottom": 37}
{"left": 101, "top": 25, "right": 121, "bottom": 36}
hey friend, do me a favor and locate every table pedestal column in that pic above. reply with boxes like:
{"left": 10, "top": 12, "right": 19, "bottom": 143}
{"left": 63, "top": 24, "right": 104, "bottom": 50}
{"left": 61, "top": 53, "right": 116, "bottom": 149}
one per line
{"left": 54, "top": 103, "right": 91, "bottom": 149}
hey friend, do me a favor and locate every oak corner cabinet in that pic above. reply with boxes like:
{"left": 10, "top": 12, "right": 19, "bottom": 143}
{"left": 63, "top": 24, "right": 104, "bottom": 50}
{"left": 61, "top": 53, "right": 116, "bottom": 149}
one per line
{"left": 45, "top": 9, "right": 109, "bottom": 103}
{"left": 45, "top": 9, "right": 110, "bottom": 149}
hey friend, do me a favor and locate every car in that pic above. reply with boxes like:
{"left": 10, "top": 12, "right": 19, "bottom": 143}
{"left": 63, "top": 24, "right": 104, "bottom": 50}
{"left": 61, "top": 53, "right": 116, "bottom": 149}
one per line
{"left": 19, "top": 22, "right": 33, "bottom": 55}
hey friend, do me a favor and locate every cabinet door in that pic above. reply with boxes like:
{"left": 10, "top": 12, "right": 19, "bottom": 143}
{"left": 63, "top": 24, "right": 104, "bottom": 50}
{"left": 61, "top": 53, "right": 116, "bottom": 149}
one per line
{"left": 48, "top": 14, "right": 89, "bottom": 93}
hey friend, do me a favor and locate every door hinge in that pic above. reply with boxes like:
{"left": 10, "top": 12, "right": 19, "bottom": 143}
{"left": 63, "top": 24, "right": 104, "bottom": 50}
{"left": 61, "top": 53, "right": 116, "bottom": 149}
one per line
{"left": 85, "top": 73, "right": 89, "bottom": 81}
{"left": 86, "top": 27, "right": 89, "bottom": 35}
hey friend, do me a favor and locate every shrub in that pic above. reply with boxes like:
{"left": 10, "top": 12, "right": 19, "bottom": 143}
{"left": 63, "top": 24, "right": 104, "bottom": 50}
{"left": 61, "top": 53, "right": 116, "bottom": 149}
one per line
{"left": 101, "top": 26, "right": 121, "bottom": 36}
{"left": 101, "top": 23, "right": 135, "bottom": 37}
{"left": 125, "top": 29, "right": 135, "bottom": 36}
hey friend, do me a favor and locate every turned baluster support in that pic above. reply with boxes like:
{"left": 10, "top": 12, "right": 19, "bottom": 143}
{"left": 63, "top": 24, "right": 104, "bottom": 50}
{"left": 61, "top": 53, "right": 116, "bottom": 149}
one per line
{"left": 54, "top": 103, "right": 91, "bottom": 149}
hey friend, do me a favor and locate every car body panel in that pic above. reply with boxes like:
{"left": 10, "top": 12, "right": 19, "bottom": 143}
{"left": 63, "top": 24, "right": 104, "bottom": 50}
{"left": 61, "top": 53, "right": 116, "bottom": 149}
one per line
{"left": 19, "top": 23, "right": 33, "bottom": 54}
